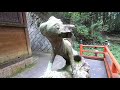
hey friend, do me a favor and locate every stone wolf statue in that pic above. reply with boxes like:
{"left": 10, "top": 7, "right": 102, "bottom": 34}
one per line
{"left": 39, "top": 16, "right": 88, "bottom": 78}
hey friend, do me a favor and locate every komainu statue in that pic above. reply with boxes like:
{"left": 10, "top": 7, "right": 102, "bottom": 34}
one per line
{"left": 39, "top": 16, "right": 90, "bottom": 78}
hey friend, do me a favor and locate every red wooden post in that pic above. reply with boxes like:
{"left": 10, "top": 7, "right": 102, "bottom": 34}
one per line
{"left": 104, "top": 45, "right": 107, "bottom": 52}
{"left": 112, "top": 63, "right": 118, "bottom": 73}
{"left": 94, "top": 47, "right": 98, "bottom": 57}
{"left": 80, "top": 44, "right": 83, "bottom": 56}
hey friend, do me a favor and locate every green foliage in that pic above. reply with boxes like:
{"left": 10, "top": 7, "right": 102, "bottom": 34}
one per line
{"left": 71, "top": 12, "right": 81, "bottom": 24}
{"left": 73, "top": 41, "right": 80, "bottom": 51}
{"left": 90, "top": 20, "right": 104, "bottom": 43}
{"left": 110, "top": 43, "right": 120, "bottom": 64}
{"left": 70, "top": 12, "right": 105, "bottom": 43}
{"left": 90, "top": 20, "right": 103, "bottom": 31}
{"left": 77, "top": 25, "right": 89, "bottom": 36}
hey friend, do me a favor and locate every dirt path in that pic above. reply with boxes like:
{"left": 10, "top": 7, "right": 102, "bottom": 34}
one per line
{"left": 104, "top": 34, "right": 120, "bottom": 44}
{"left": 11, "top": 53, "right": 65, "bottom": 78}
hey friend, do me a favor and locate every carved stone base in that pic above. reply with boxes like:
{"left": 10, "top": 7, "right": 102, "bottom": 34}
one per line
{"left": 40, "top": 60, "right": 90, "bottom": 78}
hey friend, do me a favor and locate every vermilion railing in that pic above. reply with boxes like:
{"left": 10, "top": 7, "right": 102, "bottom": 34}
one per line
{"left": 80, "top": 44, "right": 120, "bottom": 78}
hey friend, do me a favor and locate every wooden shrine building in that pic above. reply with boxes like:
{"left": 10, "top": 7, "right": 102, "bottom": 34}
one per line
{"left": 0, "top": 12, "right": 33, "bottom": 78}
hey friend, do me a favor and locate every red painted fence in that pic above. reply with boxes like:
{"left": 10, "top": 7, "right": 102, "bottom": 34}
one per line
{"left": 80, "top": 44, "right": 120, "bottom": 78}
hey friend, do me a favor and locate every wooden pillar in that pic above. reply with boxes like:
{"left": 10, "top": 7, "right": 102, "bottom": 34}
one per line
{"left": 80, "top": 44, "right": 83, "bottom": 56}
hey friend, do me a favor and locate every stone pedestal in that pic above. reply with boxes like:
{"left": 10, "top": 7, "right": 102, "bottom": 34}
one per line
{"left": 40, "top": 55, "right": 90, "bottom": 78}
{"left": 0, "top": 57, "right": 33, "bottom": 78}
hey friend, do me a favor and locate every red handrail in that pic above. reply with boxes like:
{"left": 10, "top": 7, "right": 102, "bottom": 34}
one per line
{"left": 104, "top": 46, "right": 120, "bottom": 73}
{"left": 80, "top": 44, "right": 120, "bottom": 78}
{"left": 80, "top": 44, "right": 105, "bottom": 59}
{"left": 82, "top": 45, "right": 105, "bottom": 48}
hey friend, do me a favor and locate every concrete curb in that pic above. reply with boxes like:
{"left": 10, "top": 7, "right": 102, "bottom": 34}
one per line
{"left": 0, "top": 57, "right": 33, "bottom": 78}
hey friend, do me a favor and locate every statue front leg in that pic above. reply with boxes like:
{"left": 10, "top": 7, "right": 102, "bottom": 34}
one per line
{"left": 67, "top": 49, "right": 76, "bottom": 78}
{"left": 46, "top": 52, "right": 55, "bottom": 72}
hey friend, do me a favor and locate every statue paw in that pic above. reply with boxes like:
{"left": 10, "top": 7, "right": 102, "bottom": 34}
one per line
{"left": 44, "top": 69, "right": 52, "bottom": 77}
{"left": 46, "top": 67, "right": 52, "bottom": 72}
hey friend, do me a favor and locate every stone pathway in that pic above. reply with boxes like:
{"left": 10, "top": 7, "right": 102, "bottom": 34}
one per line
{"left": 11, "top": 53, "right": 65, "bottom": 78}
{"left": 10, "top": 52, "right": 108, "bottom": 78}
{"left": 84, "top": 58, "right": 108, "bottom": 78}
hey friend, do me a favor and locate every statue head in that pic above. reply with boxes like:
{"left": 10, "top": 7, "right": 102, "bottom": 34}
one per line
{"left": 39, "top": 16, "right": 75, "bottom": 38}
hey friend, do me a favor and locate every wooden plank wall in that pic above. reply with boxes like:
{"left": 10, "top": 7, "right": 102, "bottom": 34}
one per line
{"left": 0, "top": 12, "right": 32, "bottom": 65}
{"left": 0, "top": 26, "right": 29, "bottom": 64}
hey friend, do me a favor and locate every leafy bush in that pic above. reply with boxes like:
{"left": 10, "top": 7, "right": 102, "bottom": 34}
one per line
{"left": 110, "top": 43, "right": 120, "bottom": 64}
{"left": 68, "top": 12, "right": 105, "bottom": 43}
{"left": 77, "top": 25, "right": 89, "bottom": 36}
